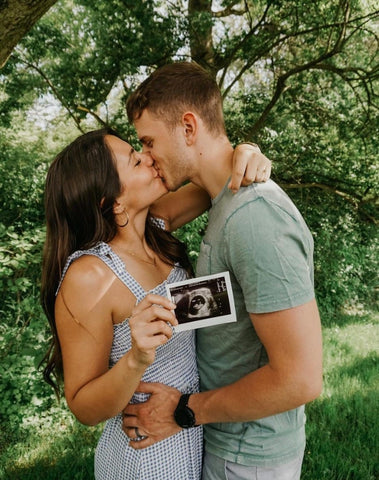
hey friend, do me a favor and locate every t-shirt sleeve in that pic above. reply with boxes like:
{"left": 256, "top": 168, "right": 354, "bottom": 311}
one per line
{"left": 224, "top": 198, "right": 315, "bottom": 314}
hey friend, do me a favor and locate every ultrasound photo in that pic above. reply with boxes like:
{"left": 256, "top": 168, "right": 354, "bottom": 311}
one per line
{"left": 166, "top": 272, "right": 236, "bottom": 332}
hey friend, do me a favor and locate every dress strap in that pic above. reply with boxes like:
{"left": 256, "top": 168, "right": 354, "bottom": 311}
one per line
{"left": 56, "top": 242, "right": 146, "bottom": 302}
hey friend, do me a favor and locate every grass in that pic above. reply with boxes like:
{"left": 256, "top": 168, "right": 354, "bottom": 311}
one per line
{"left": 302, "top": 313, "right": 378, "bottom": 480}
{"left": 1, "top": 311, "right": 377, "bottom": 479}
{"left": 0, "top": 413, "right": 101, "bottom": 480}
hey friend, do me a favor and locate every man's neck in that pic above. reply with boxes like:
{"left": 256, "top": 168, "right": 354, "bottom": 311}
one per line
{"left": 189, "top": 136, "right": 234, "bottom": 199}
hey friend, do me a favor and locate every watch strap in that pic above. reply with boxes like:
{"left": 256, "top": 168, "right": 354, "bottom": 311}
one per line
{"left": 174, "top": 393, "right": 198, "bottom": 428}
{"left": 177, "top": 393, "right": 191, "bottom": 409}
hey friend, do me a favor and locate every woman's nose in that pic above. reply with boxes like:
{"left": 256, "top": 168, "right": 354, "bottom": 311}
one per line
{"left": 142, "top": 153, "right": 154, "bottom": 166}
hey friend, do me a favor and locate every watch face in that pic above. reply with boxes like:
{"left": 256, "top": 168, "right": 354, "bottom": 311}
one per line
{"left": 174, "top": 407, "right": 195, "bottom": 428}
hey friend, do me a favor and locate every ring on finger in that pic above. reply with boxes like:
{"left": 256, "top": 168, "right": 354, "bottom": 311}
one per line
{"left": 130, "top": 427, "right": 148, "bottom": 442}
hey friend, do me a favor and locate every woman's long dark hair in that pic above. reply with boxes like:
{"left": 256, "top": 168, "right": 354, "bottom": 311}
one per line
{"left": 40, "top": 127, "right": 193, "bottom": 397}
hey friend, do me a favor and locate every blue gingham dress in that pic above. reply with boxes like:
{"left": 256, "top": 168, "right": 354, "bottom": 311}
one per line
{"left": 58, "top": 240, "right": 203, "bottom": 480}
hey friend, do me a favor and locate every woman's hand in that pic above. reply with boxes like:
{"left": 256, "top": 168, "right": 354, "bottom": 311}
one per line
{"left": 129, "top": 293, "right": 177, "bottom": 368}
{"left": 229, "top": 143, "right": 272, "bottom": 193}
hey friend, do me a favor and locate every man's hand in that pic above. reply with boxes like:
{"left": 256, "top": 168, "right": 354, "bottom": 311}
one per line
{"left": 229, "top": 143, "right": 272, "bottom": 193}
{"left": 122, "top": 382, "right": 182, "bottom": 449}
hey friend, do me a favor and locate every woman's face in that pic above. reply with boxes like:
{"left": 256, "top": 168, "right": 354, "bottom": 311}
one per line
{"left": 105, "top": 135, "right": 168, "bottom": 213}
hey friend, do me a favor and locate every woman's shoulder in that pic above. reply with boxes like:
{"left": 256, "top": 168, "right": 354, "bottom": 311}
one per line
{"left": 58, "top": 254, "right": 116, "bottom": 320}
{"left": 65, "top": 253, "right": 112, "bottom": 285}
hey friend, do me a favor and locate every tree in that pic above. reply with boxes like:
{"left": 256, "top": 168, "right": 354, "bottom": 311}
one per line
{"left": 0, "top": 0, "right": 378, "bottom": 314}
{"left": 4, "top": 0, "right": 377, "bottom": 214}
{"left": 0, "top": 0, "right": 57, "bottom": 67}
{"left": 0, "top": 1, "right": 377, "bottom": 459}
{"left": 0, "top": 3, "right": 376, "bottom": 471}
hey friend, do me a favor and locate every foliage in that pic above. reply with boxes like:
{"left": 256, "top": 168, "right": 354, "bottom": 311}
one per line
{"left": 0, "top": 1, "right": 377, "bottom": 478}
{"left": 0, "top": 117, "right": 66, "bottom": 436}
{"left": 225, "top": 58, "right": 378, "bottom": 317}
{"left": 0, "top": 129, "right": 46, "bottom": 230}
{"left": 174, "top": 212, "right": 209, "bottom": 267}
{"left": 0, "top": 312, "right": 377, "bottom": 479}
{"left": 0, "top": 224, "right": 45, "bottom": 310}
{"left": 0, "top": 0, "right": 188, "bottom": 133}
{"left": 308, "top": 196, "right": 377, "bottom": 319}
{"left": 0, "top": 224, "right": 51, "bottom": 430}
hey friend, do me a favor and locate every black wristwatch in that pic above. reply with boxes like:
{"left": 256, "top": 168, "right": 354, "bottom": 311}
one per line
{"left": 174, "top": 393, "right": 198, "bottom": 428}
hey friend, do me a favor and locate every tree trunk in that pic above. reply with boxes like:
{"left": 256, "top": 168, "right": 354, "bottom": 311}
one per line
{"left": 0, "top": 0, "right": 57, "bottom": 67}
{"left": 188, "top": 0, "right": 216, "bottom": 75}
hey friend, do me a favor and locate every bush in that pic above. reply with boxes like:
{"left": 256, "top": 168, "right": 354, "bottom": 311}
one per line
{"left": 0, "top": 224, "right": 45, "bottom": 316}
{"left": 0, "top": 137, "right": 47, "bottom": 232}
{"left": 290, "top": 190, "right": 378, "bottom": 323}
{"left": 174, "top": 212, "right": 209, "bottom": 268}
{"left": 0, "top": 305, "right": 55, "bottom": 431}
{"left": 0, "top": 224, "right": 51, "bottom": 430}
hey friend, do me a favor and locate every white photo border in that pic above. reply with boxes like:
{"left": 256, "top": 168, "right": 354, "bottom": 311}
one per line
{"left": 166, "top": 271, "right": 236, "bottom": 332}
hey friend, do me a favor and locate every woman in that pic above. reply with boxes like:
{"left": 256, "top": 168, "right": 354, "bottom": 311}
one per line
{"left": 41, "top": 128, "right": 270, "bottom": 479}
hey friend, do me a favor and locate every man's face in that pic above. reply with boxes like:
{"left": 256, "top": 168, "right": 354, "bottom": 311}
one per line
{"left": 134, "top": 109, "right": 192, "bottom": 191}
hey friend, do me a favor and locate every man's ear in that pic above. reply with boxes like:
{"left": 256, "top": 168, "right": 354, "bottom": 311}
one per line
{"left": 182, "top": 112, "right": 197, "bottom": 145}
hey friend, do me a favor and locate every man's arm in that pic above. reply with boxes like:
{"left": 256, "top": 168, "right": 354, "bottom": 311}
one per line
{"left": 123, "top": 298, "right": 322, "bottom": 448}
{"left": 189, "top": 299, "right": 322, "bottom": 424}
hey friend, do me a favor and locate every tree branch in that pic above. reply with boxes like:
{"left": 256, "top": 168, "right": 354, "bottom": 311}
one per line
{"left": 221, "top": 5, "right": 378, "bottom": 94}
{"left": 244, "top": 48, "right": 339, "bottom": 138}
{"left": 77, "top": 105, "right": 108, "bottom": 127}
{"left": 188, "top": 0, "right": 216, "bottom": 73}
{"left": 212, "top": 1, "right": 246, "bottom": 18}
{"left": 17, "top": 52, "right": 85, "bottom": 133}
{"left": 312, "top": 63, "right": 378, "bottom": 114}
{"left": 218, "top": 3, "right": 272, "bottom": 89}
{"left": 243, "top": 3, "right": 356, "bottom": 138}
{"left": 280, "top": 182, "right": 378, "bottom": 223}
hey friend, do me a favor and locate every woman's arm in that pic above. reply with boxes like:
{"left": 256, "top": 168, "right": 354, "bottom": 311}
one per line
{"left": 150, "top": 183, "right": 210, "bottom": 232}
{"left": 56, "top": 256, "right": 177, "bottom": 426}
{"left": 150, "top": 144, "right": 272, "bottom": 231}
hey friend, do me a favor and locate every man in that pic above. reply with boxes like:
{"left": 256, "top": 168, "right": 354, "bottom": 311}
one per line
{"left": 123, "top": 62, "right": 323, "bottom": 479}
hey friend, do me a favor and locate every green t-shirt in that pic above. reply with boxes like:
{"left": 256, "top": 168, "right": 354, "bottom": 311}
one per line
{"left": 196, "top": 179, "right": 315, "bottom": 467}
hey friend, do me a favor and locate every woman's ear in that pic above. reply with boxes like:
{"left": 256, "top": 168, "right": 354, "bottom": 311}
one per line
{"left": 112, "top": 200, "right": 124, "bottom": 215}
{"left": 113, "top": 200, "right": 130, "bottom": 228}
{"left": 182, "top": 112, "right": 197, "bottom": 145}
